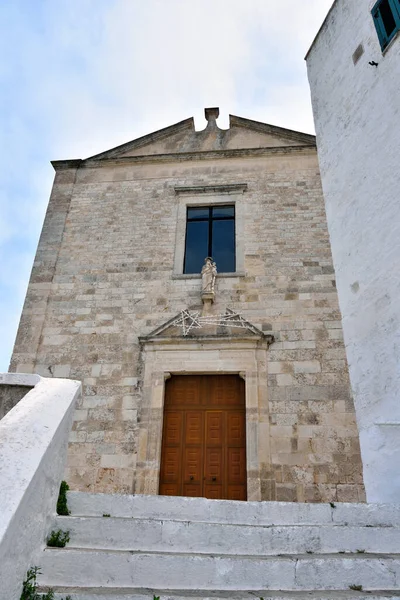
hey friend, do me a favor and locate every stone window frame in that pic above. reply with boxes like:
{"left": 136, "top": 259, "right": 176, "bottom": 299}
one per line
{"left": 172, "top": 183, "right": 247, "bottom": 278}
{"left": 135, "top": 336, "right": 270, "bottom": 501}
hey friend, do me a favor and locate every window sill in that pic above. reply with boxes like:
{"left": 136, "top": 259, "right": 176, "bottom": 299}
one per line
{"left": 382, "top": 28, "right": 400, "bottom": 54}
{"left": 172, "top": 272, "right": 245, "bottom": 280}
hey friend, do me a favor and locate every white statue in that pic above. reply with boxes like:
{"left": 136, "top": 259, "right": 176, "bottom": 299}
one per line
{"left": 201, "top": 257, "right": 217, "bottom": 296}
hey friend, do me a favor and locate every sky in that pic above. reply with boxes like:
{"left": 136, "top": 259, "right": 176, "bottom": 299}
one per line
{"left": 0, "top": 0, "right": 332, "bottom": 372}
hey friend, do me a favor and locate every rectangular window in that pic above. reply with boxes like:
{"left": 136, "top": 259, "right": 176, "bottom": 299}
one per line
{"left": 183, "top": 205, "right": 235, "bottom": 274}
{"left": 372, "top": 0, "right": 400, "bottom": 50}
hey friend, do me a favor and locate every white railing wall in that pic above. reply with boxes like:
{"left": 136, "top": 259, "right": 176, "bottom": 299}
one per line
{"left": 0, "top": 374, "right": 81, "bottom": 600}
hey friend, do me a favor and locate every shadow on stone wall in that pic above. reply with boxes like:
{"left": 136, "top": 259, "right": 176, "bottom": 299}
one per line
{"left": 0, "top": 385, "right": 33, "bottom": 420}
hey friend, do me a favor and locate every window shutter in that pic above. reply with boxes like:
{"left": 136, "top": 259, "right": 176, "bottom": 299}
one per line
{"left": 390, "top": 0, "right": 400, "bottom": 20}
{"left": 371, "top": 0, "right": 400, "bottom": 49}
{"left": 373, "top": 7, "right": 389, "bottom": 48}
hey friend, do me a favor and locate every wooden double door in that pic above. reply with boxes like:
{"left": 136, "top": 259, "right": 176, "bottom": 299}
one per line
{"left": 159, "top": 375, "right": 247, "bottom": 500}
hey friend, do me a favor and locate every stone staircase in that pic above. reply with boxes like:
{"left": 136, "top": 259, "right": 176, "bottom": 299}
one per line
{"left": 36, "top": 492, "right": 400, "bottom": 599}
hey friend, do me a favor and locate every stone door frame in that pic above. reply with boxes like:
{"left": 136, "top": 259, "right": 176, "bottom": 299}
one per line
{"left": 136, "top": 337, "right": 270, "bottom": 501}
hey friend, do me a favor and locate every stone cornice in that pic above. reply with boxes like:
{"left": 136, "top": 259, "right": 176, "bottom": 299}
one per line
{"left": 52, "top": 144, "right": 317, "bottom": 171}
{"left": 229, "top": 115, "right": 316, "bottom": 145}
{"left": 174, "top": 183, "right": 248, "bottom": 195}
{"left": 87, "top": 117, "right": 194, "bottom": 160}
{"left": 139, "top": 335, "right": 273, "bottom": 346}
{"left": 51, "top": 159, "right": 82, "bottom": 171}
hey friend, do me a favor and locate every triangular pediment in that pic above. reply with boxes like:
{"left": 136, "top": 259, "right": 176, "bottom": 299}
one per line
{"left": 86, "top": 109, "right": 315, "bottom": 161}
{"left": 140, "top": 308, "right": 274, "bottom": 344}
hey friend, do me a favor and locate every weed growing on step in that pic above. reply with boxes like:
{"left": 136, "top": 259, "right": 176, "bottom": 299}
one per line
{"left": 56, "top": 481, "right": 70, "bottom": 516}
{"left": 356, "top": 549, "right": 365, "bottom": 553}
{"left": 349, "top": 584, "right": 363, "bottom": 591}
{"left": 20, "top": 567, "right": 71, "bottom": 600}
{"left": 329, "top": 502, "right": 336, "bottom": 508}
{"left": 103, "top": 513, "right": 111, "bottom": 517}
{"left": 46, "top": 529, "right": 70, "bottom": 548}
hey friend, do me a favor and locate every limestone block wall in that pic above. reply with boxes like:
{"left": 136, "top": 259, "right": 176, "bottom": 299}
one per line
{"left": 10, "top": 147, "right": 365, "bottom": 502}
{"left": 306, "top": 0, "right": 400, "bottom": 502}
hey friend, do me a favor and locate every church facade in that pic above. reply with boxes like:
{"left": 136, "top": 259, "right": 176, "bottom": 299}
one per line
{"left": 10, "top": 108, "right": 365, "bottom": 502}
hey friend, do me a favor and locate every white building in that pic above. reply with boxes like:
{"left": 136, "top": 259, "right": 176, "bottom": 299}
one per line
{"left": 306, "top": 0, "right": 400, "bottom": 502}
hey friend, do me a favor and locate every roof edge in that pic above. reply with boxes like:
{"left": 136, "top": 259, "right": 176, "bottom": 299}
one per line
{"left": 85, "top": 117, "right": 194, "bottom": 161}
{"left": 51, "top": 159, "right": 82, "bottom": 171}
{"left": 229, "top": 114, "right": 315, "bottom": 144}
{"left": 305, "top": 0, "right": 338, "bottom": 60}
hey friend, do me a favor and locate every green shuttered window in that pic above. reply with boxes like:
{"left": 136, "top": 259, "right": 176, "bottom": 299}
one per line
{"left": 372, "top": 0, "right": 400, "bottom": 50}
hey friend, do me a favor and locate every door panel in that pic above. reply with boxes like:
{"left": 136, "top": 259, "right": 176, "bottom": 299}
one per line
{"left": 164, "top": 375, "right": 202, "bottom": 408}
{"left": 185, "top": 411, "right": 203, "bottom": 444}
{"left": 183, "top": 447, "right": 202, "bottom": 482}
{"left": 209, "top": 375, "right": 245, "bottom": 407}
{"left": 227, "top": 412, "right": 245, "bottom": 445}
{"left": 227, "top": 485, "right": 247, "bottom": 501}
{"left": 227, "top": 447, "right": 246, "bottom": 483}
{"left": 163, "top": 412, "right": 183, "bottom": 445}
{"left": 204, "top": 484, "right": 223, "bottom": 499}
{"left": 205, "top": 447, "right": 223, "bottom": 481}
{"left": 184, "top": 484, "right": 202, "bottom": 497}
{"left": 159, "top": 483, "right": 179, "bottom": 496}
{"left": 160, "top": 447, "right": 180, "bottom": 482}
{"left": 205, "top": 411, "right": 224, "bottom": 444}
{"left": 159, "top": 375, "right": 247, "bottom": 500}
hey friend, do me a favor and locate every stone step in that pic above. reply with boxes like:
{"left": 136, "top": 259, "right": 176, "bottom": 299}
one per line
{"left": 67, "top": 492, "right": 400, "bottom": 527}
{"left": 37, "top": 549, "right": 400, "bottom": 591}
{"left": 46, "top": 590, "right": 400, "bottom": 600}
{"left": 54, "top": 515, "right": 400, "bottom": 555}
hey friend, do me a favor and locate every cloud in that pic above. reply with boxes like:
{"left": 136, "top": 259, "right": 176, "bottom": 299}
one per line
{"left": 0, "top": 0, "right": 332, "bottom": 371}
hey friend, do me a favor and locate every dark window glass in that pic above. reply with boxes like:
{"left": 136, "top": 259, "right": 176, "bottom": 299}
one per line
{"left": 212, "top": 206, "right": 235, "bottom": 218}
{"left": 212, "top": 219, "right": 235, "bottom": 272}
{"left": 184, "top": 221, "right": 209, "bottom": 274}
{"left": 187, "top": 207, "right": 210, "bottom": 220}
{"left": 183, "top": 205, "right": 235, "bottom": 274}
{"left": 380, "top": 0, "right": 396, "bottom": 35}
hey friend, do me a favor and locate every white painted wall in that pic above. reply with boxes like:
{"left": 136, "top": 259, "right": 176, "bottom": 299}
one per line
{"left": 306, "top": 0, "right": 400, "bottom": 502}
{"left": 0, "top": 374, "right": 81, "bottom": 600}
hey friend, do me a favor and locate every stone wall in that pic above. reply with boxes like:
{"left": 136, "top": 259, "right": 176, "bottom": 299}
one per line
{"left": 10, "top": 127, "right": 365, "bottom": 501}
{"left": 306, "top": 0, "right": 400, "bottom": 502}
{"left": 0, "top": 385, "right": 32, "bottom": 420}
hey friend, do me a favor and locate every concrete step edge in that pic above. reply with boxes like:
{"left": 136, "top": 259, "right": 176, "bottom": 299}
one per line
{"left": 42, "top": 588, "right": 400, "bottom": 600}
{"left": 51, "top": 516, "right": 400, "bottom": 555}
{"left": 54, "top": 515, "right": 400, "bottom": 530}
{"left": 37, "top": 549, "right": 400, "bottom": 591}
{"left": 41, "top": 547, "right": 400, "bottom": 559}
{"left": 67, "top": 492, "right": 400, "bottom": 527}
